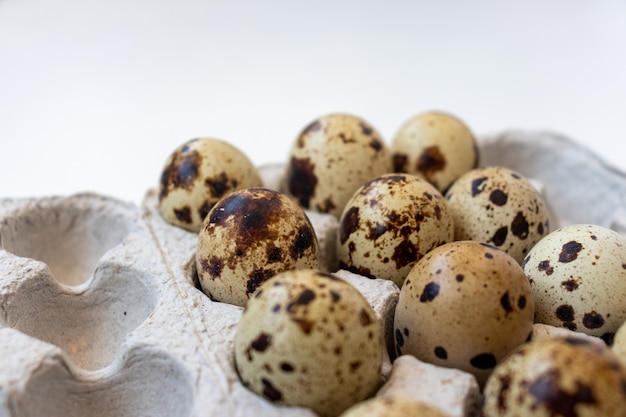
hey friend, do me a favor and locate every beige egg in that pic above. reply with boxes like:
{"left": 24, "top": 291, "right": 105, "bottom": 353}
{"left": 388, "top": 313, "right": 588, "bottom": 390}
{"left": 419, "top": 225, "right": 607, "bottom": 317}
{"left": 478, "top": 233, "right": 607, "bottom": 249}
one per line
{"left": 522, "top": 224, "right": 626, "bottom": 343}
{"left": 337, "top": 173, "right": 454, "bottom": 288}
{"left": 483, "top": 336, "right": 626, "bottom": 417}
{"left": 196, "top": 187, "right": 320, "bottom": 307}
{"left": 444, "top": 166, "right": 550, "bottom": 263}
{"left": 283, "top": 113, "right": 393, "bottom": 218}
{"left": 391, "top": 111, "right": 479, "bottom": 192}
{"left": 338, "top": 396, "right": 448, "bottom": 417}
{"left": 158, "top": 137, "right": 262, "bottom": 232}
{"left": 234, "top": 269, "right": 383, "bottom": 417}
{"left": 394, "top": 241, "right": 534, "bottom": 386}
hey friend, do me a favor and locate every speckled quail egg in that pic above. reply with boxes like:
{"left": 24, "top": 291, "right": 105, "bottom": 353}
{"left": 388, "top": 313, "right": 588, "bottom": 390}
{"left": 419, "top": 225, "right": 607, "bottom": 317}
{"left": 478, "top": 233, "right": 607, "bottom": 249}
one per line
{"left": 338, "top": 396, "right": 448, "bottom": 417}
{"left": 196, "top": 187, "right": 320, "bottom": 307}
{"left": 234, "top": 268, "right": 383, "bottom": 417}
{"left": 394, "top": 241, "right": 535, "bottom": 386}
{"left": 337, "top": 173, "right": 454, "bottom": 288}
{"left": 522, "top": 224, "right": 626, "bottom": 343}
{"left": 483, "top": 336, "right": 626, "bottom": 417}
{"left": 158, "top": 137, "right": 263, "bottom": 232}
{"left": 284, "top": 113, "right": 393, "bottom": 218}
{"left": 444, "top": 166, "right": 550, "bottom": 263}
{"left": 391, "top": 111, "right": 479, "bottom": 193}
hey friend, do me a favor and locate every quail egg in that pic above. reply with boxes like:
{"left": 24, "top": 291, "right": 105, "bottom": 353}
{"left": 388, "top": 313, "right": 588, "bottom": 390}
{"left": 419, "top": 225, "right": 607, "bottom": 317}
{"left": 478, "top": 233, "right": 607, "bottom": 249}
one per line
{"left": 338, "top": 396, "right": 448, "bottom": 417}
{"left": 612, "top": 320, "right": 626, "bottom": 364}
{"left": 444, "top": 166, "right": 550, "bottom": 263}
{"left": 234, "top": 268, "right": 383, "bottom": 417}
{"left": 284, "top": 113, "right": 393, "bottom": 218}
{"left": 391, "top": 111, "right": 479, "bottom": 193}
{"left": 394, "top": 241, "right": 535, "bottom": 386}
{"left": 522, "top": 223, "right": 626, "bottom": 342}
{"left": 483, "top": 336, "right": 626, "bottom": 417}
{"left": 158, "top": 137, "right": 262, "bottom": 232}
{"left": 196, "top": 187, "right": 320, "bottom": 307}
{"left": 337, "top": 173, "right": 454, "bottom": 288}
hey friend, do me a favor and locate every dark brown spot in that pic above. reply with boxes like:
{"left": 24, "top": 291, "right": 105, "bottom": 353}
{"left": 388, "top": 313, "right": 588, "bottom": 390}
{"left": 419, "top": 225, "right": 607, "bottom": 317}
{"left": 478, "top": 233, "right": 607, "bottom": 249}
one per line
{"left": 280, "top": 362, "right": 295, "bottom": 372}
{"left": 292, "top": 318, "right": 314, "bottom": 334}
{"left": 295, "top": 289, "right": 316, "bottom": 306}
{"left": 291, "top": 226, "right": 314, "bottom": 258}
{"left": 247, "top": 269, "right": 273, "bottom": 296}
{"left": 416, "top": 146, "right": 446, "bottom": 184}
{"left": 330, "top": 290, "right": 341, "bottom": 302}
{"left": 251, "top": 333, "right": 272, "bottom": 352}
{"left": 395, "top": 328, "right": 404, "bottom": 347}
{"left": 518, "top": 295, "right": 527, "bottom": 309}
{"left": 286, "top": 157, "right": 317, "bottom": 208}
{"left": 200, "top": 256, "right": 222, "bottom": 278}
{"left": 529, "top": 369, "right": 596, "bottom": 417}
{"left": 297, "top": 120, "right": 322, "bottom": 148}
{"left": 511, "top": 211, "right": 529, "bottom": 239}
{"left": 205, "top": 172, "right": 238, "bottom": 199}
{"left": 583, "top": 311, "right": 605, "bottom": 329}
{"left": 174, "top": 206, "right": 192, "bottom": 224}
{"left": 261, "top": 378, "right": 283, "bottom": 402}
{"left": 369, "top": 138, "right": 383, "bottom": 152}
{"left": 350, "top": 361, "right": 362, "bottom": 371}
{"left": 434, "top": 346, "right": 447, "bottom": 359}
{"left": 392, "top": 240, "right": 418, "bottom": 269}
{"left": 315, "top": 197, "right": 336, "bottom": 213}
{"left": 359, "top": 309, "right": 372, "bottom": 326}
{"left": 556, "top": 304, "right": 575, "bottom": 322}
{"left": 159, "top": 145, "right": 201, "bottom": 201}
{"left": 420, "top": 282, "right": 440, "bottom": 302}
{"left": 497, "top": 374, "right": 512, "bottom": 411}
{"left": 470, "top": 353, "right": 497, "bottom": 369}
{"left": 471, "top": 177, "right": 488, "bottom": 196}
{"left": 559, "top": 241, "right": 583, "bottom": 263}
{"left": 339, "top": 206, "right": 360, "bottom": 244}
{"left": 561, "top": 279, "right": 579, "bottom": 292}
{"left": 485, "top": 252, "right": 494, "bottom": 259}
{"left": 500, "top": 292, "right": 513, "bottom": 313}
{"left": 538, "top": 260, "right": 554, "bottom": 275}
{"left": 489, "top": 189, "right": 508, "bottom": 206}
{"left": 267, "top": 247, "right": 283, "bottom": 263}
{"left": 491, "top": 226, "right": 508, "bottom": 246}
{"left": 392, "top": 153, "right": 408, "bottom": 172}
{"left": 456, "top": 274, "right": 464, "bottom": 282}
{"left": 538, "top": 222, "right": 545, "bottom": 235}
{"left": 359, "top": 122, "right": 373, "bottom": 136}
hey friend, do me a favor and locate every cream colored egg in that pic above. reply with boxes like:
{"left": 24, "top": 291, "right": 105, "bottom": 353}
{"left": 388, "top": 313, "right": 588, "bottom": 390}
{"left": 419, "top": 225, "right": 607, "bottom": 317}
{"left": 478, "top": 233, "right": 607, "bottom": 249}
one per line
{"left": 158, "top": 137, "right": 262, "bottom": 232}
{"left": 234, "top": 269, "right": 384, "bottom": 417}
{"left": 391, "top": 111, "right": 479, "bottom": 192}
{"left": 612, "top": 320, "right": 626, "bottom": 364}
{"left": 337, "top": 173, "right": 454, "bottom": 288}
{"left": 483, "top": 336, "right": 626, "bottom": 417}
{"left": 338, "top": 396, "right": 448, "bottom": 417}
{"left": 522, "top": 224, "right": 626, "bottom": 342}
{"left": 394, "top": 241, "right": 534, "bottom": 386}
{"left": 444, "top": 166, "right": 550, "bottom": 263}
{"left": 196, "top": 187, "right": 320, "bottom": 307}
{"left": 284, "top": 113, "right": 393, "bottom": 218}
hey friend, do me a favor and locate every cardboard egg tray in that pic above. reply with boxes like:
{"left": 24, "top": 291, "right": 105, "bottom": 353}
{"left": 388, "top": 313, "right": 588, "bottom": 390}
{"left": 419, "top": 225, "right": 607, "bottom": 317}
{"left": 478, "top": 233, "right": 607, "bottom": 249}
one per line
{"left": 1, "top": 131, "right": 625, "bottom": 417}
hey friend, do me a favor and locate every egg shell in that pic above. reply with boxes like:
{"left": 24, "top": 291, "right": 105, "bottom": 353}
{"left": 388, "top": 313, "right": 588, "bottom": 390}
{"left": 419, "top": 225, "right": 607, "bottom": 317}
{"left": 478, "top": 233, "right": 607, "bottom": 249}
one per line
{"left": 483, "top": 336, "right": 626, "bottom": 417}
{"left": 394, "top": 241, "right": 535, "bottom": 386}
{"left": 391, "top": 111, "right": 479, "bottom": 193}
{"left": 284, "top": 113, "right": 393, "bottom": 218}
{"left": 338, "top": 396, "right": 448, "bottom": 417}
{"left": 444, "top": 166, "right": 550, "bottom": 263}
{"left": 158, "top": 137, "right": 262, "bottom": 232}
{"left": 522, "top": 223, "right": 626, "bottom": 342}
{"left": 612, "top": 320, "right": 626, "bottom": 365}
{"left": 336, "top": 173, "right": 454, "bottom": 288}
{"left": 196, "top": 187, "right": 320, "bottom": 307}
{"left": 234, "top": 269, "right": 384, "bottom": 417}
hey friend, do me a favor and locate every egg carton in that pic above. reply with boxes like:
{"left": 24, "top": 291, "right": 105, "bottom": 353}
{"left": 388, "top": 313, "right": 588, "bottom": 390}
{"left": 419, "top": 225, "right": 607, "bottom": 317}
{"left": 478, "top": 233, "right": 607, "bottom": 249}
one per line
{"left": 0, "top": 130, "right": 625, "bottom": 417}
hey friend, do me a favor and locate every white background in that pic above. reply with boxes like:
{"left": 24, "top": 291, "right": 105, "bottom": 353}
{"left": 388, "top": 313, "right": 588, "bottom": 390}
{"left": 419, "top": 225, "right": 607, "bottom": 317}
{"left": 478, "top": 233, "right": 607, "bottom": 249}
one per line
{"left": 1, "top": 0, "right": 625, "bottom": 206}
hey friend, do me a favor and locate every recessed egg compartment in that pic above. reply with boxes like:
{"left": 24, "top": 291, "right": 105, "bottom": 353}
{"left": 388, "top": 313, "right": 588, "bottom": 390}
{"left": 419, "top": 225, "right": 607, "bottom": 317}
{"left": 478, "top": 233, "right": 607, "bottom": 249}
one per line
{"left": 0, "top": 131, "right": 625, "bottom": 417}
